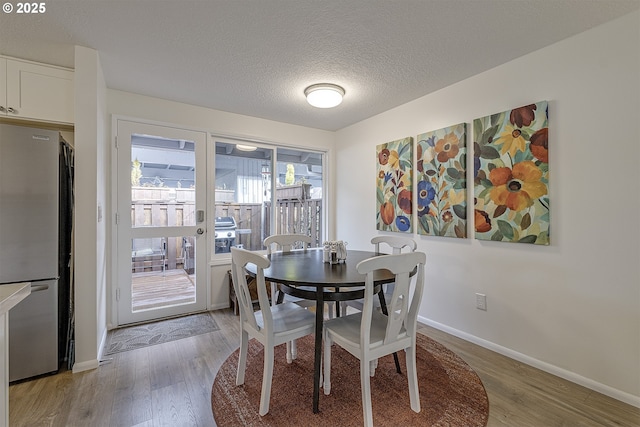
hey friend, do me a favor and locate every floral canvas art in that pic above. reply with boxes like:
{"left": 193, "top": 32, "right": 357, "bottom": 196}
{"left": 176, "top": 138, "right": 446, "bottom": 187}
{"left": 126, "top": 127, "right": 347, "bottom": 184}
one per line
{"left": 416, "top": 123, "right": 467, "bottom": 238}
{"left": 376, "top": 137, "right": 413, "bottom": 233}
{"left": 473, "top": 101, "right": 549, "bottom": 244}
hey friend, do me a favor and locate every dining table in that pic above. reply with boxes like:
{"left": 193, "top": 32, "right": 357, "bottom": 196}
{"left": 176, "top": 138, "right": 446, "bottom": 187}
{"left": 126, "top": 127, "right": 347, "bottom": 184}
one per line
{"left": 246, "top": 247, "right": 398, "bottom": 414}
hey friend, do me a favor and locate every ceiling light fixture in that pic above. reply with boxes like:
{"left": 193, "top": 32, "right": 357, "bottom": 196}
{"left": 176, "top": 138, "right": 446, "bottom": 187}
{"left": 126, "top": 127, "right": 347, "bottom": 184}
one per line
{"left": 236, "top": 144, "right": 257, "bottom": 152}
{"left": 304, "top": 83, "right": 345, "bottom": 108}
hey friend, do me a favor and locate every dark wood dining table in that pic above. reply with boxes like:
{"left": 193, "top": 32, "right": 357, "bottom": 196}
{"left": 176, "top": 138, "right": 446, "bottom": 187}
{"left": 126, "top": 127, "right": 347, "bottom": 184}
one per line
{"left": 246, "top": 248, "right": 396, "bottom": 413}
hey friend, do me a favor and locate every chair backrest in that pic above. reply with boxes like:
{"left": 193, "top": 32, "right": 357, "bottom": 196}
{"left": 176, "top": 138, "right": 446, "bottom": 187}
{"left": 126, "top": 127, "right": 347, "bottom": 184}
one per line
{"left": 371, "top": 235, "right": 417, "bottom": 254}
{"left": 356, "top": 252, "right": 426, "bottom": 348}
{"left": 264, "top": 234, "right": 312, "bottom": 255}
{"left": 230, "top": 247, "right": 273, "bottom": 332}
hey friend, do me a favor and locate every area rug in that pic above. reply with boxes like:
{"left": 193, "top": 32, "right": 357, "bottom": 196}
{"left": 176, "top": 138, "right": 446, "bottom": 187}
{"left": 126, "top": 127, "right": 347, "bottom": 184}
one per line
{"left": 104, "top": 312, "right": 219, "bottom": 355}
{"left": 211, "top": 333, "right": 489, "bottom": 426}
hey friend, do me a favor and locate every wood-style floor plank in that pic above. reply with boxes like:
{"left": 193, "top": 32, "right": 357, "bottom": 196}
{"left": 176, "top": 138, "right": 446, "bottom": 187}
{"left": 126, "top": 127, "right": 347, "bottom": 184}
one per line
{"left": 151, "top": 380, "right": 197, "bottom": 427}
{"left": 418, "top": 325, "right": 640, "bottom": 427}
{"left": 8, "top": 310, "right": 640, "bottom": 427}
{"left": 110, "top": 348, "right": 153, "bottom": 427}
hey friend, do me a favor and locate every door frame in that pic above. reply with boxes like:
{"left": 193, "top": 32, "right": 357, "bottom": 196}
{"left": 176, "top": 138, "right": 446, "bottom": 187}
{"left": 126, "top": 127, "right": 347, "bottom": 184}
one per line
{"left": 111, "top": 116, "right": 211, "bottom": 326}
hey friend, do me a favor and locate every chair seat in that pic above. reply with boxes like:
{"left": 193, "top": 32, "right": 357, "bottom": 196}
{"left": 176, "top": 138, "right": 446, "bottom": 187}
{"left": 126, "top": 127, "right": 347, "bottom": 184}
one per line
{"left": 277, "top": 285, "right": 337, "bottom": 318}
{"left": 255, "top": 302, "right": 316, "bottom": 338}
{"left": 324, "top": 311, "right": 409, "bottom": 351}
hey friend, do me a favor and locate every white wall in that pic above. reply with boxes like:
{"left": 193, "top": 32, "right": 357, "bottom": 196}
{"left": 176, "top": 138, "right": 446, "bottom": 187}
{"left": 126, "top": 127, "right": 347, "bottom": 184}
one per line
{"left": 335, "top": 11, "right": 640, "bottom": 405}
{"left": 72, "top": 46, "right": 108, "bottom": 372}
{"left": 107, "top": 90, "right": 335, "bottom": 150}
{"left": 106, "top": 90, "right": 335, "bottom": 319}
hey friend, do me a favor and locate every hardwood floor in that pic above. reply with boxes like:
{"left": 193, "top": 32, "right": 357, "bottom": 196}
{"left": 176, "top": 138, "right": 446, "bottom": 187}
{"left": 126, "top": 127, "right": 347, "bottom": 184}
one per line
{"left": 9, "top": 310, "right": 640, "bottom": 426}
{"left": 420, "top": 325, "right": 640, "bottom": 427}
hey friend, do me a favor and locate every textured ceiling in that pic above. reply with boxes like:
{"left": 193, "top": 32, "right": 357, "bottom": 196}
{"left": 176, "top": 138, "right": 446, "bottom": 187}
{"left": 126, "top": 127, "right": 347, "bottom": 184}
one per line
{"left": 0, "top": 0, "right": 638, "bottom": 131}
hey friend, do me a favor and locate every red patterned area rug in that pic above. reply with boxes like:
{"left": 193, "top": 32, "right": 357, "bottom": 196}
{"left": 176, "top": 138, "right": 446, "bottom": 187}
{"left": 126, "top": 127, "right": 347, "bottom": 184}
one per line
{"left": 211, "top": 333, "right": 489, "bottom": 426}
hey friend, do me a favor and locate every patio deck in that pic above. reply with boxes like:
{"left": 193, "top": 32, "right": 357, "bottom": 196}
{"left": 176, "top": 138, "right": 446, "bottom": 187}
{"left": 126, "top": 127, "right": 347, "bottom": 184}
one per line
{"left": 132, "top": 269, "right": 195, "bottom": 311}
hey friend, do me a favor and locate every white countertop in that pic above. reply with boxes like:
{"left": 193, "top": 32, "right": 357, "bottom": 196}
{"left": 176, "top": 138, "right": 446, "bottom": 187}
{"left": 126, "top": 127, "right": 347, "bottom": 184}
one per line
{"left": 0, "top": 283, "right": 31, "bottom": 315}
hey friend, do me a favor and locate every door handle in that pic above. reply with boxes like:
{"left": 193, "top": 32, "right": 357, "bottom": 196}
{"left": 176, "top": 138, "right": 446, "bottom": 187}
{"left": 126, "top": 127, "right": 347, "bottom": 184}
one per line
{"left": 197, "top": 228, "right": 205, "bottom": 235}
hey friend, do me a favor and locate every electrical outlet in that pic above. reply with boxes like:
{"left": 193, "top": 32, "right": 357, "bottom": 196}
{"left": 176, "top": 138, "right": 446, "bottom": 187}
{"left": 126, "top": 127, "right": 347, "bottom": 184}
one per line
{"left": 476, "top": 293, "right": 487, "bottom": 311}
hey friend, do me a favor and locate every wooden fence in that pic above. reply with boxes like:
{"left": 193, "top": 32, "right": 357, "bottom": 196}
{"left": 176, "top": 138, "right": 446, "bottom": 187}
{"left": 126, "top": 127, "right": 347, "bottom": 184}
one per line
{"left": 214, "top": 203, "right": 264, "bottom": 250}
{"left": 265, "top": 199, "right": 323, "bottom": 248}
{"left": 131, "top": 202, "right": 194, "bottom": 272}
{"left": 131, "top": 199, "right": 322, "bottom": 254}
{"left": 215, "top": 199, "right": 323, "bottom": 250}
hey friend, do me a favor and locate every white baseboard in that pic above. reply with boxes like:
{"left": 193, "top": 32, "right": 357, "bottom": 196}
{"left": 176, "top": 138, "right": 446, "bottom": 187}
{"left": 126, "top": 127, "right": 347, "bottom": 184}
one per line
{"left": 72, "top": 359, "right": 99, "bottom": 373}
{"left": 419, "top": 316, "right": 640, "bottom": 409}
{"left": 209, "top": 302, "right": 229, "bottom": 311}
{"left": 97, "top": 326, "right": 108, "bottom": 362}
{"left": 72, "top": 328, "right": 108, "bottom": 374}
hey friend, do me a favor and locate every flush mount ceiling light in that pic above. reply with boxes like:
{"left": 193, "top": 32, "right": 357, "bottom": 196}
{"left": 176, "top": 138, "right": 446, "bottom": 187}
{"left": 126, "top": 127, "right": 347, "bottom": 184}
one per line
{"left": 304, "top": 83, "right": 345, "bottom": 108}
{"left": 236, "top": 144, "right": 257, "bottom": 151}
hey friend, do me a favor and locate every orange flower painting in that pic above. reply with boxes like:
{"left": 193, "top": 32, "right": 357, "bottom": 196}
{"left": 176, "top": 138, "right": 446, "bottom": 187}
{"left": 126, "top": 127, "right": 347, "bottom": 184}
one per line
{"left": 376, "top": 137, "right": 413, "bottom": 232}
{"left": 473, "top": 101, "right": 549, "bottom": 244}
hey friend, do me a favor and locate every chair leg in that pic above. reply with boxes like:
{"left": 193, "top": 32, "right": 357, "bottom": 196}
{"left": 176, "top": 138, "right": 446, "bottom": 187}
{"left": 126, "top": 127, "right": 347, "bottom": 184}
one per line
{"left": 286, "top": 339, "right": 298, "bottom": 363}
{"left": 270, "top": 283, "right": 277, "bottom": 307}
{"left": 360, "top": 359, "right": 374, "bottom": 427}
{"left": 323, "top": 331, "right": 332, "bottom": 395}
{"left": 405, "top": 345, "right": 421, "bottom": 413}
{"left": 327, "top": 302, "right": 334, "bottom": 319}
{"left": 259, "top": 344, "right": 275, "bottom": 416}
{"left": 393, "top": 351, "right": 402, "bottom": 374}
{"left": 236, "top": 330, "right": 249, "bottom": 385}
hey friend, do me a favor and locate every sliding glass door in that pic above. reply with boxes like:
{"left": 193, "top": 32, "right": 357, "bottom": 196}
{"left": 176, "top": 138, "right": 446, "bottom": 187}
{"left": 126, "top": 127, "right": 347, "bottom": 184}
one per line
{"left": 212, "top": 140, "right": 325, "bottom": 256}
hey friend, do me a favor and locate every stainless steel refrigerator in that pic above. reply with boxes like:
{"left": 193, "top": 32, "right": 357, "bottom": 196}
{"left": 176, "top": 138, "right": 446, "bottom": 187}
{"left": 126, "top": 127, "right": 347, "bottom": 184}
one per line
{"left": 0, "top": 123, "right": 59, "bottom": 381}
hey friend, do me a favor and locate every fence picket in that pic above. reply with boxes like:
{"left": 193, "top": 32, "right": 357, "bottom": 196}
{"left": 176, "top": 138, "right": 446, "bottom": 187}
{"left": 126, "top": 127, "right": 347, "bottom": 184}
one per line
{"left": 132, "top": 199, "right": 322, "bottom": 256}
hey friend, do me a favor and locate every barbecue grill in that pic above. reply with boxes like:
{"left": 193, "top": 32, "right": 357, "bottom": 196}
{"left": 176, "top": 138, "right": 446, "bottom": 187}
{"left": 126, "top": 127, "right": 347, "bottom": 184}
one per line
{"left": 214, "top": 216, "right": 237, "bottom": 253}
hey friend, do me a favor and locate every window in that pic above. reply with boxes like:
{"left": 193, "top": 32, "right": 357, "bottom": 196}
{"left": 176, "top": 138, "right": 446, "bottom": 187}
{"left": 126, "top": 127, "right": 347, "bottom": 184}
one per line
{"left": 213, "top": 140, "right": 324, "bottom": 255}
{"left": 274, "top": 148, "right": 323, "bottom": 243}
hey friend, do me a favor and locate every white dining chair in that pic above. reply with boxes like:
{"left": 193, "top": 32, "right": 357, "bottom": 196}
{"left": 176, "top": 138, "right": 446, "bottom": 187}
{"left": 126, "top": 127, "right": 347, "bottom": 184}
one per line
{"left": 264, "top": 233, "right": 336, "bottom": 362}
{"left": 341, "top": 235, "right": 417, "bottom": 315}
{"left": 230, "top": 247, "right": 316, "bottom": 416}
{"left": 323, "top": 251, "right": 426, "bottom": 427}
{"left": 264, "top": 233, "right": 338, "bottom": 317}
{"left": 264, "top": 233, "right": 314, "bottom": 306}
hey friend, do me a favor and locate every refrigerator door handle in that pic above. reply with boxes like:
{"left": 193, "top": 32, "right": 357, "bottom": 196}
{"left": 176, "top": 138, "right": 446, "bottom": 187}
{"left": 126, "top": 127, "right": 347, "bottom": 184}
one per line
{"left": 31, "top": 284, "right": 50, "bottom": 292}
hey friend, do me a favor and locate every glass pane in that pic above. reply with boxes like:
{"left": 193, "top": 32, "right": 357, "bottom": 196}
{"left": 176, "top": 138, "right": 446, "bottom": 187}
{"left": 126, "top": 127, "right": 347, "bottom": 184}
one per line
{"left": 214, "top": 142, "right": 273, "bottom": 251}
{"left": 276, "top": 148, "right": 323, "bottom": 248}
{"left": 131, "top": 134, "right": 196, "bottom": 227}
{"left": 131, "top": 236, "right": 196, "bottom": 312}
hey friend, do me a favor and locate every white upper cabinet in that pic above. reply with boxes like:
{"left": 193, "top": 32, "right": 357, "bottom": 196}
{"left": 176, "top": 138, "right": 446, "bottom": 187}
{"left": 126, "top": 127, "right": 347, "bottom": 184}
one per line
{"left": 0, "top": 57, "right": 74, "bottom": 124}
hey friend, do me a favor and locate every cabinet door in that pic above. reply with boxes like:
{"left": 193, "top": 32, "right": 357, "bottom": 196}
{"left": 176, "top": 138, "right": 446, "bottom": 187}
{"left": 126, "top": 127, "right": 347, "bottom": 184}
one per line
{"left": 5, "top": 59, "right": 74, "bottom": 124}
{"left": 0, "top": 58, "right": 6, "bottom": 115}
